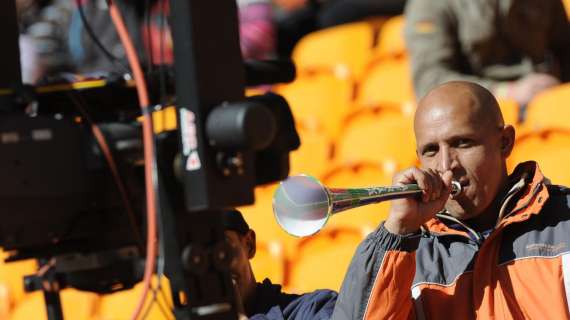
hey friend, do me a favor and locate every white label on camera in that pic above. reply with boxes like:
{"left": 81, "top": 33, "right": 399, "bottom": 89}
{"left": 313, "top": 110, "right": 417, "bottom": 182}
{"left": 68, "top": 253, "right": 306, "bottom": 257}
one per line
{"left": 32, "top": 129, "right": 53, "bottom": 141}
{"left": 180, "top": 109, "right": 198, "bottom": 156}
{"left": 180, "top": 108, "right": 202, "bottom": 172}
{"left": 186, "top": 151, "right": 202, "bottom": 171}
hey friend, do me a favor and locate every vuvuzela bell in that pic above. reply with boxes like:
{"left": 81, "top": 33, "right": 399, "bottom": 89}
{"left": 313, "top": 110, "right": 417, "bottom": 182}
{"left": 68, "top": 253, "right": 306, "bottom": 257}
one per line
{"left": 272, "top": 174, "right": 462, "bottom": 237}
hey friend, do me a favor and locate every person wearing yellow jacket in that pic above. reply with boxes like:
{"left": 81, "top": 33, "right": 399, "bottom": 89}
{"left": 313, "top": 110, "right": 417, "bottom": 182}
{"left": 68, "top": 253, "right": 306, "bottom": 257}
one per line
{"left": 332, "top": 81, "right": 570, "bottom": 319}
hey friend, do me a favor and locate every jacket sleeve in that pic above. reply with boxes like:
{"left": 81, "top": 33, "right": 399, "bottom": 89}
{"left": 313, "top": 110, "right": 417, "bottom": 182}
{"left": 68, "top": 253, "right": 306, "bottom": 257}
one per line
{"left": 249, "top": 289, "right": 338, "bottom": 320}
{"left": 331, "top": 224, "right": 420, "bottom": 320}
{"left": 404, "top": 0, "right": 501, "bottom": 99}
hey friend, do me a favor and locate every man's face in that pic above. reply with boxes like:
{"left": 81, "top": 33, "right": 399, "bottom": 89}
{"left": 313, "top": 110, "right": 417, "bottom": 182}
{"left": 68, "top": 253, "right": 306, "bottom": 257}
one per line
{"left": 415, "top": 103, "right": 508, "bottom": 220}
{"left": 225, "top": 229, "right": 256, "bottom": 301}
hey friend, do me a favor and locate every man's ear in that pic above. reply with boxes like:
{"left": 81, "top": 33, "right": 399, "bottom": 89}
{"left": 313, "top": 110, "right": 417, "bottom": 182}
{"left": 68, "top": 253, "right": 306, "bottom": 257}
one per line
{"left": 501, "top": 125, "right": 516, "bottom": 158}
{"left": 244, "top": 229, "right": 256, "bottom": 259}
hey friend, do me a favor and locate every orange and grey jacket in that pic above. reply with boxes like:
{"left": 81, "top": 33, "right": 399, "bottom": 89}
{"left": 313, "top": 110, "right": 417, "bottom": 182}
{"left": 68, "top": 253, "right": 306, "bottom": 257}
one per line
{"left": 331, "top": 162, "right": 570, "bottom": 319}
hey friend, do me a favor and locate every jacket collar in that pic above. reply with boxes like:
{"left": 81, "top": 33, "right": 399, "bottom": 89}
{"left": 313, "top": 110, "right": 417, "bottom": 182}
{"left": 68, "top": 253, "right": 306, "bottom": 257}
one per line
{"left": 497, "top": 161, "right": 549, "bottom": 227}
{"left": 425, "top": 161, "right": 549, "bottom": 236}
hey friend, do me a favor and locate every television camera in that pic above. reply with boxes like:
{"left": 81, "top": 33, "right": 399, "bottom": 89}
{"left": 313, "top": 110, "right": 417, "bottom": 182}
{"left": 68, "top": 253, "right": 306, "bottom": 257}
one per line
{"left": 0, "top": 1, "right": 299, "bottom": 319}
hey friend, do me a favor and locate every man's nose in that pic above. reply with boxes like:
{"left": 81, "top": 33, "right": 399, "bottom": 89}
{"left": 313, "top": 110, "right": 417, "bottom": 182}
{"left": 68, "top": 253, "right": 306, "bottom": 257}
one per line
{"left": 439, "top": 147, "right": 455, "bottom": 172}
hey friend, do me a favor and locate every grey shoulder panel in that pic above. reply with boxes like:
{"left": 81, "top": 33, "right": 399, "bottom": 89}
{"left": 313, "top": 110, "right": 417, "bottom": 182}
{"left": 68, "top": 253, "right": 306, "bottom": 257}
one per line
{"left": 413, "top": 234, "right": 478, "bottom": 286}
{"left": 499, "top": 186, "right": 570, "bottom": 264}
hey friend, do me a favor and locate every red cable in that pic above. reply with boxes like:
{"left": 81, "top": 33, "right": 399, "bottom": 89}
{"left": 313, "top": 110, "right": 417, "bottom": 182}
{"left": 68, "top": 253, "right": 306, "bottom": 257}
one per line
{"left": 107, "top": 1, "right": 158, "bottom": 319}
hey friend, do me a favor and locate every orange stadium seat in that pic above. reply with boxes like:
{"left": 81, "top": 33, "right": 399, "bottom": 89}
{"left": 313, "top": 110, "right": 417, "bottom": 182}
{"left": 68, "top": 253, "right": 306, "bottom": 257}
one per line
{"left": 245, "top": 87, "right": 269, "bottom": 97}
{"left": 288, "top": 227, "right": 364, "bottom": 292}
{"left": 373, "top": 15, "right": 406, "bottom": 61}
{"left": 238, "top": 184, "right": 299, "bottom": 255}
{"left": 508, "top": 129, "right": 570, "bottom": 186}
{"left": 524, "top": 84, "right": 570, "bottom": 131}
{"left": 251, "top": 240, "right": 286, "bottom": 285}
{"left": 9, "top": 289, "right": 99, "bottom": 320}
{"left": 94, "top": 277, "right": 173, "bottom": 320}
{"left": 292, "top": 22, "right": 375, "bottom": 80}
{"left": 497, "top": 98, "right": 520, "bottom": 127}
{"left": 321, "top": 162, "right": 397, "bottom": 231}
{"left": 275, "top": 73, "right": 354, "bottom": 139}
{"left": 0, "top": 283, "right": 10, "bottom": 319}
{"left": 564, "top": 0, "right": 570, "bottom": 17}
{"left": 335, "top": 107, "right": 417, "bottom": 168}
{"left": 0, "top": 255, "right": 37, "bottom": 314}
{"left": 356, "top": 58, "right": 415, "bottom": 109}
{"left": 289, "top": 123, "right": 334, "bottom": 179}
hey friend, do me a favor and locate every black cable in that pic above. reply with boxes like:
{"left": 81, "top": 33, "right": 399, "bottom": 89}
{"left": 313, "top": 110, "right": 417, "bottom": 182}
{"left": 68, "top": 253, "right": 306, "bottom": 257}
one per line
{"left": 144, "top": 0, "right": 155, "bottom": 74}
{"left": 75, "top": 0, "right": 130, "bottom": 72}
{"left": 158, "top": 284, "right": 173, "bottom": 310}
{"left": 66, "top": 91, "right": 144, "bottom": 251}
{"left": 158, "top": 0, "right": 168, "bottom": 104}
{"left": 141, "top": 281, "right": 174, "bottom": 320}
{"left": 72, "top": 90, "right": 173, "bottom": 320}
{"left": 141, "top": 128, "right": 174, "bottom": 320}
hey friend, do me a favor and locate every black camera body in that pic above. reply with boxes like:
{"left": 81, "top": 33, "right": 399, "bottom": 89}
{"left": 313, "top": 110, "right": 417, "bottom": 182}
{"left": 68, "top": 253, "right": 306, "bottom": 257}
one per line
{"left": 0, "top": 114, "right": 143, "bottom": 257}
{"left": 0, "top": 0, "right": 299, "bottom": 318}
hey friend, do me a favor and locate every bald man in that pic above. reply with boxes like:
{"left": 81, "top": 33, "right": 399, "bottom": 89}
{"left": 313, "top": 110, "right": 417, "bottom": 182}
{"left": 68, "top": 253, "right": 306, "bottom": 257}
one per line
{"left": 331, "top": 81, "right": 570, "bottom": 319}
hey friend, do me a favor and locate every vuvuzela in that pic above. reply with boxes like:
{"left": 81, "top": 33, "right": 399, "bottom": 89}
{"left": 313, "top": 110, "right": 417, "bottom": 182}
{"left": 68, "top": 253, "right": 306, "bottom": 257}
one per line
{"left": 272, "top": 174, "right": 462, "bottom": 237}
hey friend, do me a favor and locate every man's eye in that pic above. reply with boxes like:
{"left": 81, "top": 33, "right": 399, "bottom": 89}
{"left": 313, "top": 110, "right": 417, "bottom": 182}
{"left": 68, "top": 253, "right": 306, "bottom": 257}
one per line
{"left": 422, "top": 149, "right": 436, "bottom": 157}
{"left": 457, "top": 139, "right": 473, "bottom": 147}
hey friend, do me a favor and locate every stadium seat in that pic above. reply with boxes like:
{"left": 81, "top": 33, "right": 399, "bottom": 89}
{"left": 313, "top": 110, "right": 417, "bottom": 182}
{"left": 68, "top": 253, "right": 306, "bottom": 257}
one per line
{"left": 238, "top": 184, "right": 299, "bottom": 255}
{"left": 321, "top": 162, "right": 396, "bottom": 231}
{"left": 497, "top": 98, "right": 519, "bottom": 126}
{"left": 0, "top": 256, "right": 37, "bottom": 313}
{"left": 508, "top": 129, "right": 570, "bottom": 186}
{"left": 245, "top": 87, "right": 269, "bottom": 97}
{"left": 356, "top": 58, "right": 415, "bottom": 108}
{"left": 94, "top": 277, "right": 173, "bottom": 320}
{"left": 564, "top": 0, "right": 570, "bottom": 17}
{"left": 335, "top": 107, "right": 417, "bottom": 168}
{"left": 9, "top": 289, "right": 99, "bottom": 320}
{"left": 289, "top": 123, "right": 334, "bottom": 179}
{"left": 0, "top": 284, "right": 10, "bottom": 319}
{"left": 275, "top": 73, "right": 354, "bottom": 139}
{"left": 373, "top": 15, "right": 406, "bottom": 61}
{"left": 288, "top": 227, "right": 365, "bottom": 292}
{"left": 292, "top": 22, "right": 375, "bottom": 80}
{"left": 251, "top": 240, "right": 286, "bottom": 285}
{"left": 524, "top": 84, "right": 570, "bottom": 131}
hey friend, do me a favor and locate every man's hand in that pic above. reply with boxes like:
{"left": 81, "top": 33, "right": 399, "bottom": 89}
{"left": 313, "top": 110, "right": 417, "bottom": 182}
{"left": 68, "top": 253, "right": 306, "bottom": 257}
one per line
{"left": 509, "top": 73, "right": 560, "bottom": 105}
{"left": 384, "top": 168, "right": 453, "bottom": 235}
{"left": 232, "top": 279, "right": 249, "bottom": 320}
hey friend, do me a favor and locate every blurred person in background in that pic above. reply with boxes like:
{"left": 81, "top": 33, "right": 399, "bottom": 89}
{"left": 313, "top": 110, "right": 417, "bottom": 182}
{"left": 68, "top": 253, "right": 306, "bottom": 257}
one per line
{"left": 405, "top": 0, "right": 570, "bottom": 107}
{"left": 18, "top": 0, "right": 276, "bottom": 82}
{"left": 17, "top": 0, "right": 73, "bottom": 83}
{"left": 274, "top": 0, "right": 407, "bottom": 56}
{"left": 222, "top": 209, "right": 338, "bottom": 320}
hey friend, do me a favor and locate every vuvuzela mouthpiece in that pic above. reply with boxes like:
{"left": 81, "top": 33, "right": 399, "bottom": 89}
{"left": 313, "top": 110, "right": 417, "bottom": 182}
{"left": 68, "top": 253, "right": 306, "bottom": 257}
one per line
{"left": 451, "top": 180, "right": 462, "bottom": 198}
